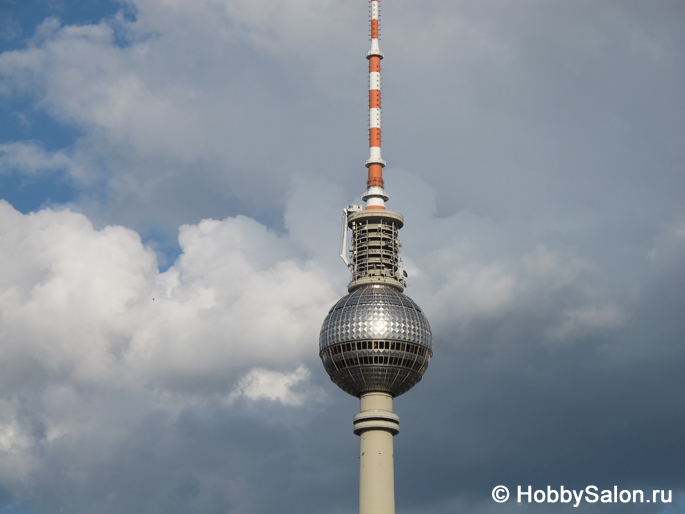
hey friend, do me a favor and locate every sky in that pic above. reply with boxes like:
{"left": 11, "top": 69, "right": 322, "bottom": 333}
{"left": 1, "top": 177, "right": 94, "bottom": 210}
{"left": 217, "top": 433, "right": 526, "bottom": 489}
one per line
{"left": 0, "top": 0, "right": 684, "bottom": 513}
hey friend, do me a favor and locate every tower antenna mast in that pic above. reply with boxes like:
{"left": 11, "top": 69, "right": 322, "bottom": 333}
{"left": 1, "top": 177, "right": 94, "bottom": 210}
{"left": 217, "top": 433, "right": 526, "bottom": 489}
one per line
{"left": 364, "top": 0, "right": 388, "bottom": 210}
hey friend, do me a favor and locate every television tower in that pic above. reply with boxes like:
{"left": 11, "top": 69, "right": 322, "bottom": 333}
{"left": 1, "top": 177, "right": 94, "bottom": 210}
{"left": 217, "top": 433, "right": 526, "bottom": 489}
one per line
{"left": 319, "top": 1, "right": 433, "bottom": 513}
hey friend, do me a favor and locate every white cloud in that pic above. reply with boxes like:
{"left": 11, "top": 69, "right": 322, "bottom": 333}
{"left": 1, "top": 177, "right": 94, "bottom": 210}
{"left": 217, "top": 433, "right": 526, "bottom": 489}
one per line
{"left": 0, "top": 398, "right": 35, "bottom": 479}
{"left": 0, "top": 197, "right": 340, "bottom": 510}
{"left": 0, "top": 199, "right": 336, "bottom": 392}
{"left": 229, "top": 365, "right": 321, "bottom": 406}
{"left": 0, "top": 2, "right": 363, "bottom": 226}
{"left": 0, "top": 15, "right": 22, "bottom": 42}
{"left": 546, "top": 304, "right": 626, "bottom": 342}
{"left": 425, "top": 263, "right": 517, "bottom": 328}
{"left": 0, "top": 141, "right": 71, "bottom": 175}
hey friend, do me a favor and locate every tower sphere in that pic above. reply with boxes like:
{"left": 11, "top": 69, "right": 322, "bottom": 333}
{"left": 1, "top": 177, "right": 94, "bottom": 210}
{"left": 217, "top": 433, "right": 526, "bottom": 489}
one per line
{"left": 319, "top": 284, "right": 432, "bottom": 397}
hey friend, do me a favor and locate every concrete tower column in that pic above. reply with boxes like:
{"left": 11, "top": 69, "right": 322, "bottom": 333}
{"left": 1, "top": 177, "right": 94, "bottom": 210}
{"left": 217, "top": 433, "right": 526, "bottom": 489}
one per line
{"left": 354, "top": 392, "right": 399, "bottom": 514}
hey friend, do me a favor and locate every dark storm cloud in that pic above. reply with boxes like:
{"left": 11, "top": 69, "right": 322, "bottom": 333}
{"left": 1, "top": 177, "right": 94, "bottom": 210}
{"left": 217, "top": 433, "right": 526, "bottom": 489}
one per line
{"left": 381, "top": 0, "right": 685, "bottom": 225}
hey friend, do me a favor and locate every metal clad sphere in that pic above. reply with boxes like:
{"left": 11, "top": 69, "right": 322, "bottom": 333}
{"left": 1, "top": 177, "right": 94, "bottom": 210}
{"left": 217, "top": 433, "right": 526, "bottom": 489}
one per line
{"left": 319, "top": 284, "right": 432, "bottom": 397}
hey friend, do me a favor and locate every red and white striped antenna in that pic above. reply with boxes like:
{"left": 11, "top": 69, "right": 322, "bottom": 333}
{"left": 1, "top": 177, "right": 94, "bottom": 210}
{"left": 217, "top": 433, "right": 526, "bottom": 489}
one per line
{"left": 362, "top": 0, "right": 389, "bottom": 211}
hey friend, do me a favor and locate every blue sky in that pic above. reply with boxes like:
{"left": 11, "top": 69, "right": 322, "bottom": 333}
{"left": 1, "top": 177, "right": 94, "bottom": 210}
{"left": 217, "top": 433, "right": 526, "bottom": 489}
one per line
{"left": 1, "top": 0, "right": 684, "bottom": 513}
{"left": 1, "top": 0, "right": 106, "bottom": 214}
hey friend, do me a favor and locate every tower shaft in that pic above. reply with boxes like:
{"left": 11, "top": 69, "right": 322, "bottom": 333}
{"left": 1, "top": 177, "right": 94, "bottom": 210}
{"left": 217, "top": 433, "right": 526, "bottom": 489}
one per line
{"left": 355, "top": 393, "right": 398, "bottom": 514}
